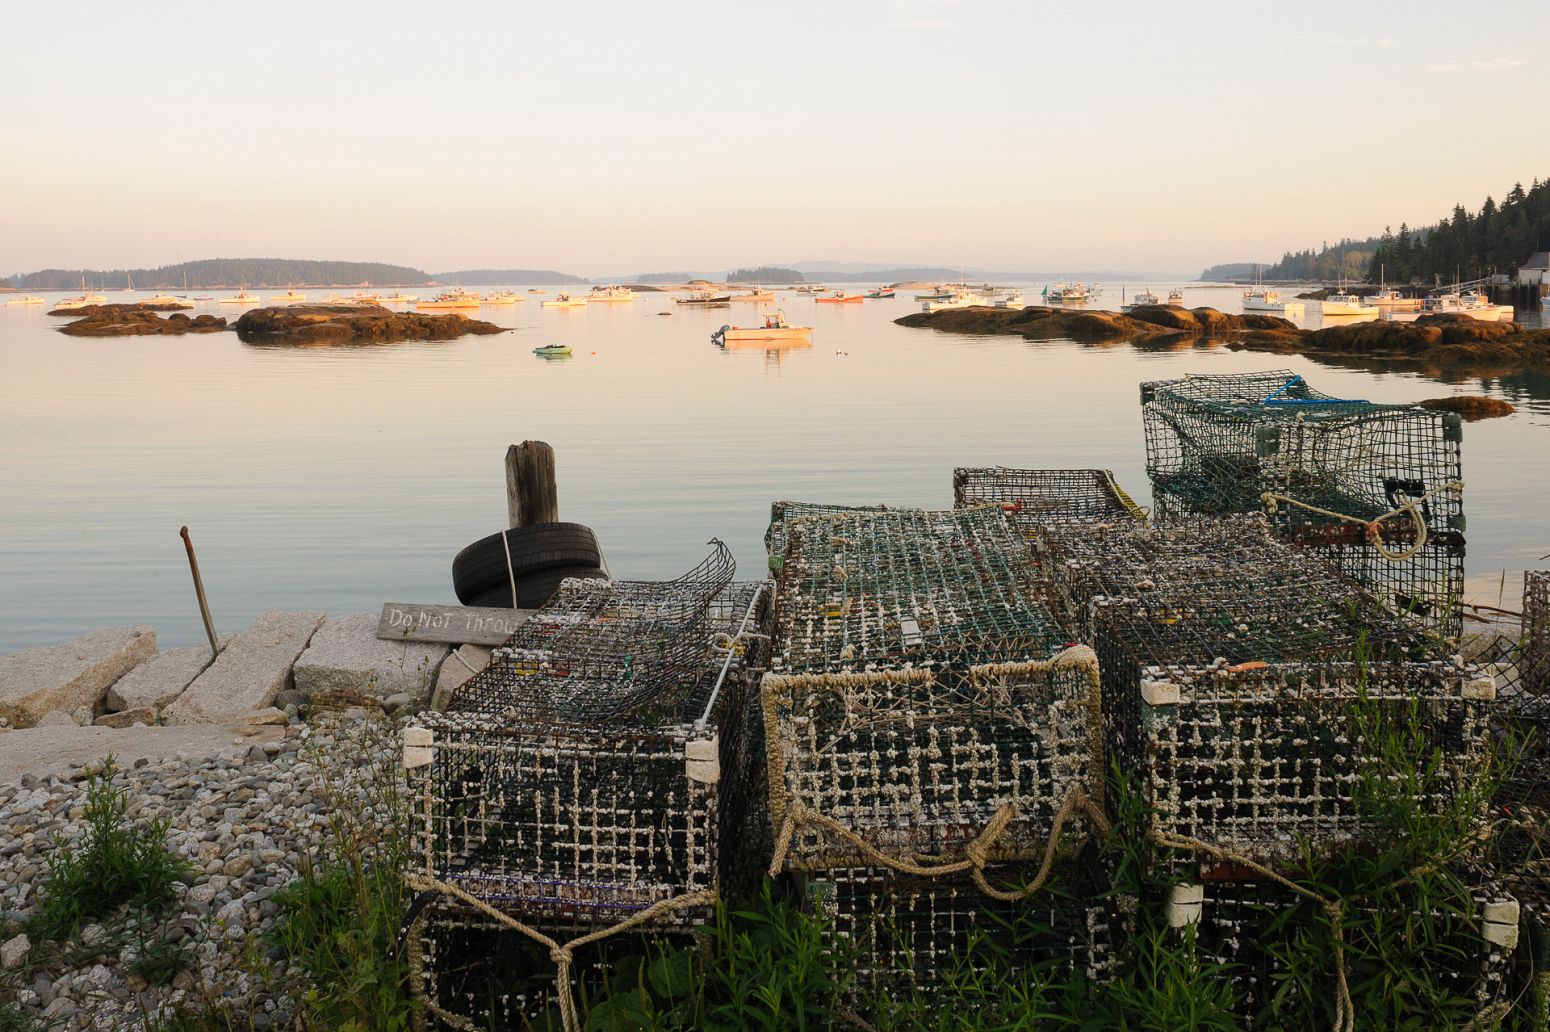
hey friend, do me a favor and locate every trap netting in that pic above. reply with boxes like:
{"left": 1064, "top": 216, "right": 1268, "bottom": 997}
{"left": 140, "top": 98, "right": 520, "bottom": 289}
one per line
{"left": 1086, "top": 590, "right": 1491, "bottom": 867}
{"left": 1524, "top": 571, "right": 1550, "bottom": 710}
{"left": 801, "top": 847, "right": 1133, "bottom": 993}
{"left": 1141, "top": 371, "right": 1466, "bottom": 636}
{"left": 1167, "top": 876, "right": 1518, "bottom": 1024}
{"left": 764, "top": 507, "right": 1103, "bottom": 871}
{"left": 952, "top": 467, "right": 1146, "bottom": 535}
{"left": 764, "top": 500, "right": 908, "bottom": 571}
{"left": 406, "top": 547, "right": 774, "bottom": 929}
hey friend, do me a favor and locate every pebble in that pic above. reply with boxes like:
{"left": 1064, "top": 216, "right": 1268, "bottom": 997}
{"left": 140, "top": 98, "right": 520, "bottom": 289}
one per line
{"left": 0, "top": 710, "right": 396, "bottom": 1027}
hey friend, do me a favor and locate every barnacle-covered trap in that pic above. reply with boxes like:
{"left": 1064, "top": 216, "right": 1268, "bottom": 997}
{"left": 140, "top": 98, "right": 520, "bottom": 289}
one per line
{"left": 405, "top": 543, "right": 774, "bottom": 1027}
{"left": 1522, "top": 570, "right": 1550, "bottom": 712}
{"left": 952, "top": 467, "right": 1146, "bottom": 536}
{"left": 1141, "top": 370, "right": 1466, "bottom": 636}
{"left": 764, "top": 499, "right": 907, "bottom": 572}
{"left": 1165, "top": 876, "right": 1519, "bottom": 1024}
{"left": 762, "top": 506, "right": 1112, "bottom": 987}
{"left": 1042, "top": 517, "right": 1492, "bottom": 869}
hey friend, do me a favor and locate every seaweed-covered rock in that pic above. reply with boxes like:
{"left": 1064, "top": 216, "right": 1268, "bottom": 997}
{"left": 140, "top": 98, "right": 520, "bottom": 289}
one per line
{"left": 1416, "top": 396, "right": 1515, "bottom": 421}
{"left": 47, "top": 301, "right": 191, "bottom": 316}
{"left": 234, "top": 304, "right": 504, "bottom": 344}
{"left": 56, "top": 307, "right": 225, "bottom": 336}
{"left": 897, "top": 304, "right": 1296, "bottom": 342}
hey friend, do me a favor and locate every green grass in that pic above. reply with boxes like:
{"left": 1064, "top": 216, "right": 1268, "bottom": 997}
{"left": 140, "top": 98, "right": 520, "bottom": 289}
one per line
{"left": 29, "top": 757, "right": 194, "bottom": 945}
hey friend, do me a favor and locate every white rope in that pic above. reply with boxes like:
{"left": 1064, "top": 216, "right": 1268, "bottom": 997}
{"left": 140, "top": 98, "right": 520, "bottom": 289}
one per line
{"left": 500, "top": 530, "right": 518, "bottom": 607}
{"left": 1260, "top": 480, "right": 1463, "bottom": 563}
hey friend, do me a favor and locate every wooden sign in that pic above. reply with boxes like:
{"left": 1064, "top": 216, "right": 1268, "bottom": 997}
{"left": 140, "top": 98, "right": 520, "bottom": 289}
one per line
{"left": 376, "top": 602, "right": 538, "bottom": 646}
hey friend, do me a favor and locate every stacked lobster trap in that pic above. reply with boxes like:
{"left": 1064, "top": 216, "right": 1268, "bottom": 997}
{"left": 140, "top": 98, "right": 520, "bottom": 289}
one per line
{"left": 1141, "top": 371, "right": 1467, "bottom": 637}
{"left": 1037, "top": 514, "right": 1511, "bottom": 1016}
{"left": 952, "top": 467, "right": 1146, "bottom": 535}
{"left": 403, "top": 542, "right": 774, "bottom": 1027}
{"left": 761, "top": 505, "right": 1123, "bottom": 991}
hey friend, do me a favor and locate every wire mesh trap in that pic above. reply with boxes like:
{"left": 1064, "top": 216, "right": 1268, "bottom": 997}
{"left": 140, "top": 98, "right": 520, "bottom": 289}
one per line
{"left": 952, "top": 467, "right": 1147, "bottom": 536}
{"left": 764, "top": 500, "right": 909, "bottom": 572}
{"left": 407, "top": 544, "right": 775, "bottom": 932}
{"left": 1141, "top": 371, "right": 1466, "bottom": 636}
{"left": 1090, "top": 591, "right": 1492, "bottom": 867}
{"left": 1169, "top": 876, "right": 1519, "bottom": 1025}
{"left": 802, "top": 847, "right": 1133, "bottom": 994}
{"left": 1524, "top": 571, "right": 1550, "bottom": 708}
{"left": 764, "top": 506, "right": 1104, "bottom": 879}
{"left": 1037, "top": 516, "right": 1487, "bottom": 866}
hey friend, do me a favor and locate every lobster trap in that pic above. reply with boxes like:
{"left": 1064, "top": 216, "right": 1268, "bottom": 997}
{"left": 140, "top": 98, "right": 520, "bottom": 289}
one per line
{"left": 1166, "top": 876, "right": 1519, "bottom": 1026}
{"left": 764, "top": 506, "right": 1106, "bottom": 911}
{"left": 1141, "top": 371, "right": 1466, "bottom": 636}
{"left": 952, "top": 467, "right": 1146, "bottom": 536}
{"left": 1088, "top": 581, "right": 1492, "bottom": 867}
{"left": 1525, "top": 571, "right": 1550, "bottom": 708}
{"left": 406, "top": 543, "right": 776, "bottom": 929}
{"left": 764, "top": 499, "right": 907, "bottom": 571}
{"left": 802, "top": 847, "right": 1134, "bottom": 994}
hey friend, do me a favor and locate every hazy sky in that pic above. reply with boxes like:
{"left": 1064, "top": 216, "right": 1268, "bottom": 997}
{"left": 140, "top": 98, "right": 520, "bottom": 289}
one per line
{"left": 3, "top": 0, "right": 1545, "bottom": 275}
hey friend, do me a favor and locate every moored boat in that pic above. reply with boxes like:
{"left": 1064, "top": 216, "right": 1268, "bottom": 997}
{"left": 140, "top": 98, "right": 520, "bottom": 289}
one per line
{"left": 992, "top": 290, "right": 1025, "bottom": 308}
{"left": 532, "top": 344, "right": 573, "bottom": 357}
{"left": 1045, "top": 281, "right": 1094, "bottom": 303}
{"left": 1386, "top": 290, "right": 1514, "bottom": 323}
{"left": 540, "top": 293, "right": 588, "bottom": 308}
{"left": 865, "top": 286, "right": 896, "bottom": 299}
{"left": 6, "top": 295, "right": 45, "bottom": 305}
{"left": 733, "top": 288, "right": 775, "bottom": 302}
{"left": 712, "top": 310, "right": 812, "bottom": 347}
{"left": 1241, "top": 288, "right": 1285, "bottom": 312}
{"left": 269, "top": 290, "right": 308, "bottom": 304}
{"left": 417, "top": 288, "right": 482, "bottom": 310}
{"left": 143, "top": 293, "right": 190, "bottom": 306}
{"left": 1120, "top": 288, "right": 1160, "bottom": 314}
{"left": 218, "top": 288, "right": 262, "bottom": 305}
{"left": 921, "top": 289, "right": 983, "bottom": 313}
{"left": 484, "top": 291, "right": 522, "bottom": 305}
{"left": 675, "top": 291, "right": 733, "bottom": 306}
{"left": 381, "top": 291, "right": 419, "bottom": 304}
{"left": 587, "top": 285, "right": 636, "bottom": 302}
{"left": 1319, "top": 291, "right": 1368, "bottom": 316}
{"left": 1167, "top": 288, "right": 1185, "bottom": 305}
{"left": 53, "top": 279, "right": 108, "bottom": 310}
{"left": 815, "top": 292, "right": 864, "bottom": 304}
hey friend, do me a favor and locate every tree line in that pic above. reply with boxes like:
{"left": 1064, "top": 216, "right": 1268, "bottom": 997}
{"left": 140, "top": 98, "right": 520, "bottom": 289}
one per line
{"left": 1258, "top": 176, "right": 1550, "bottom": 284}
{"left": 9, "top": 259, "right": 433, "bottom": 290}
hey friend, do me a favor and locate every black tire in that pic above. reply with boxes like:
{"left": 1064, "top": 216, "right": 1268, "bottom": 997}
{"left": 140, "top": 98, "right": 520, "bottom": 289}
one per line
{"left": 468, "top": 564, "right": 608, "bottom": 610}
{"left": 452, "top": 524, "right": 601, "bottom": 603}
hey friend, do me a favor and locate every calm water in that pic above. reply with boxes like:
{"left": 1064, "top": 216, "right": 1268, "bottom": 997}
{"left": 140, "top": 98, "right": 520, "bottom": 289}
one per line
{"left": 1, "top": 284, "right": 1546, "bottom": 652}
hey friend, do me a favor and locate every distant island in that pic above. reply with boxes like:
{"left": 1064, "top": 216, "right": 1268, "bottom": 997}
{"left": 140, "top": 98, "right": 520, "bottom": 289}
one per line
{"left": 7, "top": 258, "right": 434, "bottom": 291}
{"left": 432, "top": 268, "right": 587, "bottom": 286}
{"left": 1197, "top": 262, "right": 1271, "bottom": 282}
{"left": 725, "top": 266, "right": 805, "bottom": 284}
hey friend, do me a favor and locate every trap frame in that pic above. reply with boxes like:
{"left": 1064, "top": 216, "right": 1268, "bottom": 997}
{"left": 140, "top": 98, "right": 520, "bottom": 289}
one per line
{"left": 952, "top": 467, "right": 1146, "bottom": 535}
{"left": 1141, "top": 371, "right": 1466, "bottom": 636}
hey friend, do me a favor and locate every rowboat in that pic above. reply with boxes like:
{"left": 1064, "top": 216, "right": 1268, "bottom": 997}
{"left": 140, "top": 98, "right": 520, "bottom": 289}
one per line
{"left": 533, "top": 344, "right": 572, "bottom": 357}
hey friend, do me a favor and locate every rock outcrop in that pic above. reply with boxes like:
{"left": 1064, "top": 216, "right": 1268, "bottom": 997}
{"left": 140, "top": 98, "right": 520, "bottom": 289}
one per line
{"left": 0, "top": 627, "right": 157, "bottom": 728}
{"left": 233, "top": 304, "right": 504, "bottom": 344}
{"left": 1416, "top": 396, "right": 1516, "bottom": 421}
{"left": 106, "top": 640, "right": 227, "bottom": 713}
{"left": 1238, "top": 313, "right": 1550, "bottom": 370}
{"left": 896, "top": 304, "right": 1299, "bottom": 342}
{"left": 56, "top": 307, "right": 226, "bottom": 336}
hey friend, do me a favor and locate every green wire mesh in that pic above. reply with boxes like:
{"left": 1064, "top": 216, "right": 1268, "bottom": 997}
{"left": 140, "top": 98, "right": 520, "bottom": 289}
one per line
{"left": 1141, "top": 371, "right": 1466, "bottom": 637}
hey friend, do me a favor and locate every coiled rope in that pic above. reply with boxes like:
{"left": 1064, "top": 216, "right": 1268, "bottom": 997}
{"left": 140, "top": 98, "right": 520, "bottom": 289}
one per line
{"left": 1260, "top": 479, "right": 1463, "bottom": 562}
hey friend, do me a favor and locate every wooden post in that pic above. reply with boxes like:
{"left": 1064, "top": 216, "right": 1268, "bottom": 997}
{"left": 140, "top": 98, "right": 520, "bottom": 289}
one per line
{"left": 506, "top": 441, "right": 558, "bottom": 528}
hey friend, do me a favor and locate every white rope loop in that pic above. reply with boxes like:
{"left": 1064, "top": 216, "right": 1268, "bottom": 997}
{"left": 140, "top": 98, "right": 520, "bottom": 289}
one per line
{"left": 1260, "top": 479, "right": 1463, "bottom": 564}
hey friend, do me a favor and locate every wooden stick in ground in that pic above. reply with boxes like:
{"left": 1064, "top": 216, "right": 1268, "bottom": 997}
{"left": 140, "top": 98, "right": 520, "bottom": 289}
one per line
{"left": 505, "top": 440, "right": 558, "bottom": 528}
{"left": 179, "top": 526, "right": 222, "bottom": 658}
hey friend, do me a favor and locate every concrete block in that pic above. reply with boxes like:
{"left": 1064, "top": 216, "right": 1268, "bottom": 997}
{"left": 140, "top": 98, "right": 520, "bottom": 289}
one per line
{"left": 164, "top": 611, "right": 323, "bottom": 725}
{"left": 0, "top": 626, "right": 156, "bottom": 728}
{"left": 431, "top": 644, "right": 493, "bottom": 710}
{"left": 293, "top": 613, "right": 448, "bottom": 703}
{"left": 107, "top": 639, "right": 229, "bottom": 713}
